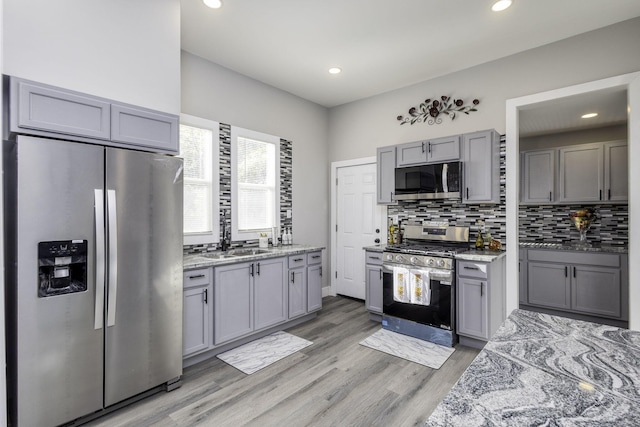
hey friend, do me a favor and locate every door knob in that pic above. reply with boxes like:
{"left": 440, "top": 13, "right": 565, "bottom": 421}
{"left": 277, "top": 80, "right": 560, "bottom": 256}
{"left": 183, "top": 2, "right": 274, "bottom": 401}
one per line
{"left": 375, "top": 228, "right": 380, "bottom": 233}
{"left": 375, "top": 238, "right": 380, "bottom": 244}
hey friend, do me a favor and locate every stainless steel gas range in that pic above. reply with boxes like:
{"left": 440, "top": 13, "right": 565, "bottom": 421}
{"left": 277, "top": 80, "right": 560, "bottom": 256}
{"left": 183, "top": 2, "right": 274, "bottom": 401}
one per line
{"left": 382, "top": 222, "right": 469, "bottom": 347}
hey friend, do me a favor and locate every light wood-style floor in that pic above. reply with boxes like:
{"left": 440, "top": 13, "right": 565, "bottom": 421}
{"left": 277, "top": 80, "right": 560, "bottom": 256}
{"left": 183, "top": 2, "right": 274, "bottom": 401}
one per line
{"left": 86, "top": 296, "right": 480, "bottom": 427}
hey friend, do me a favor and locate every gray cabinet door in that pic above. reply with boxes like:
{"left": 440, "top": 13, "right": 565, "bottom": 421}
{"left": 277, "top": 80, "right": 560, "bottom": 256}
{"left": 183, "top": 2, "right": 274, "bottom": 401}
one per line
{"left": 572, "top": 265, "right": 621, "bottom": 318}
{"left": 111, "top": 104, "right": 179, "bottom": 154}
{"left": 463, "top": 130, "right": 498, "bottom": 203}
{"left": 11, "top": 77, "right": 111, "bottom": 140}
{"left": 521, "top": 149, "right": 555, "bottom": 204}
{"left": 558, "top": 144, "right": 603, "bottom": 202}
{"left": 288, "top": 268, "right": 307, "bottom": 318}
{"left": 307, "top": 264, "right": 323, "bottom": 312}
{"left": 365, "top": 265, "right": 383, "bottom": 314}
{"left": 519, "top": 250, "right": 527, "bottom": 305}
{"left": 214, "top": 262, "right": 254, "bottom": 344}
{"left": 182, "top": 284, "right": 211, "bottom": 357}
{"left": 457, "top": 277, "right": 488, "bottom": 339}
{"left": 604, "top": 140, "right": 628, "bottom": 202}
{"left": 254, "top": 258, "right": 287, "bottom": 331}
{"left": 377, "top": 146, "right": 397, "bottom": 204}
{"left": 428, "top": 135, "right": 460, "bottom": 162}
{"left": 527, "top": 262, "right": 571, "bottom": 310}
{"left": 396, "top": 140, "right": 428, "bottom": 166}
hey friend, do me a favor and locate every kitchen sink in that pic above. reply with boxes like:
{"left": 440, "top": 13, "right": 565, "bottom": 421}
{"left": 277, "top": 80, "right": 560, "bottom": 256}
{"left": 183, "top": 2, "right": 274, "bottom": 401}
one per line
{"left": 203, "top": 248, "right": 270, "bottom": 259}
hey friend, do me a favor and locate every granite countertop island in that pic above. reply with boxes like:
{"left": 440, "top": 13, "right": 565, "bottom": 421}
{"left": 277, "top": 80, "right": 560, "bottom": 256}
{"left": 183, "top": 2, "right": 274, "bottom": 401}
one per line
{"left": 426, "top": 309, "right": 640, "bottom": 426}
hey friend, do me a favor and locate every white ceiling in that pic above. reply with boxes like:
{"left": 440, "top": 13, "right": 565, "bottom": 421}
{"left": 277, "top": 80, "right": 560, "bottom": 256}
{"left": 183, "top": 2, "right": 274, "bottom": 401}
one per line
{"left": 181, "top": 0, "right": 640, "bottom": 109}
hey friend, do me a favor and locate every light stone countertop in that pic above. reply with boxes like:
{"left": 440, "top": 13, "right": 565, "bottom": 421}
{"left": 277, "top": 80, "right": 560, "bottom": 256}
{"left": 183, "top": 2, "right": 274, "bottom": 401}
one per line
{"left": 455, "top": 249, "right": 506, "bottom": 262}
{"left": 184, "top": 244, "right": 325, "bottom": 270}
{"left": 519, "top": 241, "right": 627, "bottom": 254}
{"left": 426, "top": 309, "right": 640, "bottom": 426}
{"left": 362, "top": 244, "right": 385, "bottom": 253}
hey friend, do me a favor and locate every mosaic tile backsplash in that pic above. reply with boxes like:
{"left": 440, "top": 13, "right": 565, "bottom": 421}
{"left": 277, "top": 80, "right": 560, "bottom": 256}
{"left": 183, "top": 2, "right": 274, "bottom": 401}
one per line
{"left": 184, "top": 123, "right": 293, "bottom": 255}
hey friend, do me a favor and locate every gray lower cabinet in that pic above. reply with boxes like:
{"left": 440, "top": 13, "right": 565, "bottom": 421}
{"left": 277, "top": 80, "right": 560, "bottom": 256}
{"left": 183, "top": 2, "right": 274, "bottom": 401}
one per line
{"left": 307, "top": 251, "right": 323, "bottom": 312}
{"left": 524, "top": 249, "right": 628, "bottom": 320}
{"left": 254, "top": 258, "right": 287, "bottom": 330}
{"left": 456, "top": 257, "right": 505, "bottom": 342}
{"left": 377, "top": 146, "right": 397, "bottom": 204}
{"left": 288, "top": 254, "right": 308, "bottom": 319}
{"left": 8, "top": 76, "right": 179, "bottom": 153}
{"left": 365, "top": 250, "right": 383, "bottom": 314}
{"left": 183, "top": 268, "right": 213, "bottom": 358}
{"left": 462, "top": 129, "right": 500, "bottom": 203}
{"left": 214, "top": 261, "right": 254, "bottom": 345}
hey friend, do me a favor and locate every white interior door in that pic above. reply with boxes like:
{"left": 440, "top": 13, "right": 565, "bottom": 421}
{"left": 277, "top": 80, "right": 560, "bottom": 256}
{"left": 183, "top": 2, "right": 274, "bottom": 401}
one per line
{"left": 336, "top": 163, "right": 384, "bottom": 299}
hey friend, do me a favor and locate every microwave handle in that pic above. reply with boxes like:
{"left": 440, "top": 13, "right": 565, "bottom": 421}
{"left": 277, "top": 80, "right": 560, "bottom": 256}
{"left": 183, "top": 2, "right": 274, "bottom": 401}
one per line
{"left": 442, "top": 163, "right": 449, "bottom": 193}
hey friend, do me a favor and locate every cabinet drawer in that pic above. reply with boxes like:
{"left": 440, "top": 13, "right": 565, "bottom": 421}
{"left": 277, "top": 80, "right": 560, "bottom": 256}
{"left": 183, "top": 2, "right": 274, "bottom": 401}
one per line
{"left": 183, "top": 268, "right": 211, "bottom": 288}
{"left": 307, "top": 251, "right": 322, "bottom": 265}
{"left": 288, "top": 254, "right": 307, "bottom": 269}
{"left": 527, "top": 249, "right": 620, "bottom": 267}
{"left": 365, "top": 251, "right": 383, "bottom": 266}
{"left": 457, "top": 261, "right": 488, "bottom": 279}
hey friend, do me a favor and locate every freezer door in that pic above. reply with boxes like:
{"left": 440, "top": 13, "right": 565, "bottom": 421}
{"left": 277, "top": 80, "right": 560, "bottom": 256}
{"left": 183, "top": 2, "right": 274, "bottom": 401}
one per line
{"left": 11, "top": 136, "right": 105, "bottom": 426}
{"left": 104, "top": 148, "right": 183, "bottom": 406}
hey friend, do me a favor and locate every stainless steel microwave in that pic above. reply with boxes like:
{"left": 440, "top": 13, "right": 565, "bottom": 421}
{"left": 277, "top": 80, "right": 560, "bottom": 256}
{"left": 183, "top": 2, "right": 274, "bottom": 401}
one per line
{"left": 394, "top": 162, "right": 462, "bottom": 200}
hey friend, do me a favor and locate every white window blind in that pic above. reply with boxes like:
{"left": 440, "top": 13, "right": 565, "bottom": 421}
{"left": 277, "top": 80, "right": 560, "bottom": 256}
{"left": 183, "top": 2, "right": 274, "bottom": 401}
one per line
{"left": 231, "top": 127, "right": 280, "bottom": 240}
{"left": 179, "top": 115, "right": 220, "bottom": 245}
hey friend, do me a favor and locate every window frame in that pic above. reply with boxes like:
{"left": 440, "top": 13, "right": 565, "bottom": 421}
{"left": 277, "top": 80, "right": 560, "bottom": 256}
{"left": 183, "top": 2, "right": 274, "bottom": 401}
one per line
{"left": 179, "top": 113, "right": 220, "bottom": 246}
{"left": 230, "top": 126, "right": 281, "bottom": 241}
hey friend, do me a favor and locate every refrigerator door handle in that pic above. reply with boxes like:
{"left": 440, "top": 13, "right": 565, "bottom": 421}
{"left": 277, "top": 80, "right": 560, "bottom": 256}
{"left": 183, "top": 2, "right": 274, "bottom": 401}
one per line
{"left": 107, "top": 189, "right": 118, "bottom": 327}
{"left": 94, "top": 189, "right": 105, "bottom": 330}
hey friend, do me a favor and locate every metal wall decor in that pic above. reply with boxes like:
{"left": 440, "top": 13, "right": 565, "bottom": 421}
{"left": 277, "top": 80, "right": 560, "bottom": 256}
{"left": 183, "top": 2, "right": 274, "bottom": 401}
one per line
{"left": 397, "top": 96, "right": 479, "bottom": 125}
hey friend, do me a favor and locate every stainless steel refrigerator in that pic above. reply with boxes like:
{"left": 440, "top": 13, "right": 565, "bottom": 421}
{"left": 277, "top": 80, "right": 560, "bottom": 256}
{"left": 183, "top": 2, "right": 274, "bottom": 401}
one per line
{"left": 4, "top": 135, "right": 184, "bottom": 426}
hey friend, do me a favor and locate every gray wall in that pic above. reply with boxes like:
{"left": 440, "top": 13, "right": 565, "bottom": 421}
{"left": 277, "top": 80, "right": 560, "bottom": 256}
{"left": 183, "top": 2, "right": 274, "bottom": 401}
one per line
{"left": 181, "top": 51, "right": 330, "bottom": 284}
{"left": 2, "top": 0, "right": 181, "bottom": 114}
{"left": 328, "top": 18, "right": 640, "bottom": 163}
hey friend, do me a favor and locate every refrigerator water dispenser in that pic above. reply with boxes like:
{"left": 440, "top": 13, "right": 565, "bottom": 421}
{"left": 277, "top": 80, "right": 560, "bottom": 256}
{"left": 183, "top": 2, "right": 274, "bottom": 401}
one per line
{"left": 38, "top": 240, "right": 88, "bottom": 297}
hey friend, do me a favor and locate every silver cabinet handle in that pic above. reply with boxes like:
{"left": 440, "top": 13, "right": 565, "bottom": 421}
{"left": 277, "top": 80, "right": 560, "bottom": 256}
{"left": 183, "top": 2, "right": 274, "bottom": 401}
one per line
{"left": 94, "top": 189, "right": 105, "bottom": 330}
{"left": 107, "top": 189, "right": 118, "bottom": 327}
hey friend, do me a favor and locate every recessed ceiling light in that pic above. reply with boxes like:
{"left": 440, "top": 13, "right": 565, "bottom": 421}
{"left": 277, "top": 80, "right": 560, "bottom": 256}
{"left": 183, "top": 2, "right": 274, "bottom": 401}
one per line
{"left": 581, "top": 113, "right": 598, "bottom": 119}
{"left": 203, "top": 0, "right": 222, "bottom": 9}
{"left": 491, "top": 0, "right": 512, "bottom": 12}
{"left": 328, "top": 67, "right": 342, "bottom": 75}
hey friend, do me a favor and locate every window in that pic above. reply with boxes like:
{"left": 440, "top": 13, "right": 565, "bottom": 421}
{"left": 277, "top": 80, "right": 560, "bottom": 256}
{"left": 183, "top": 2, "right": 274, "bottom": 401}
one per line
{"left": 231, "top": 126, "right": 280, "bottom": 241}
{"left": 179, "top": 114, "right": 220, "bottom": 245}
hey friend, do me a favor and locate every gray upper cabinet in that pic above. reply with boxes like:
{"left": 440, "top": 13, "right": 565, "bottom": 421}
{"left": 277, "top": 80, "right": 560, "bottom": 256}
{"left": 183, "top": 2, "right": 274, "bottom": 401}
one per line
{"left": 11, "top": 77, "right": 111, "bottom": 140}
{"left": 521, "top": 140, "right": 627, "bottom": 205}
{"left": 395, "top": 135, "right": 460, "bottom": 167}
{"left": 558, "top": 143, "right": 603, "bottom": 203}
{"left": 603, "top": 140, "right": 628, "bottom": 202}
{"left": 462, "top": 130, "right": 499, "bottom": 203}
{"left": 521, "top": 149, "right": 555, "bottom": 204}
{"left": 377, "top": 146, "right": 397, "bottom": 204}
{"left": 396, "top": 140, "right": 428, "bottom": 166}
{"left": 111, "top": 104, "right": 179, "bottom": 153}
{"left": 428, "top": 135, "right": 461, "bottom": 162}
{"left": 8, "top": 76, "right": 179, "bottom": 154}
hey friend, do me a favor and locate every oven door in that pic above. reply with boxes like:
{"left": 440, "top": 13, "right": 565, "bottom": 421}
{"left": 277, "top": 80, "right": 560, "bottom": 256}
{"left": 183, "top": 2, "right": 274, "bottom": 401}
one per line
{"left": 382, "top": 263, "right": 454, "bottom": 331}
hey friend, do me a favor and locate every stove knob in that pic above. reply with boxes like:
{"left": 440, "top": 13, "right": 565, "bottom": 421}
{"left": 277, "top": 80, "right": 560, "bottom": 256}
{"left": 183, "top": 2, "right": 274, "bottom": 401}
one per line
{"left": 437, "top": 259, "right": 446, "bottom": 268}
{"left": 410, "top": 256, "right": 418, "bottom": 264}
{"left": 395, "top": 254, "right": 403, "bottom": 262}
{"left": 428, "top": 258, "right": 435, "bottom": 266}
